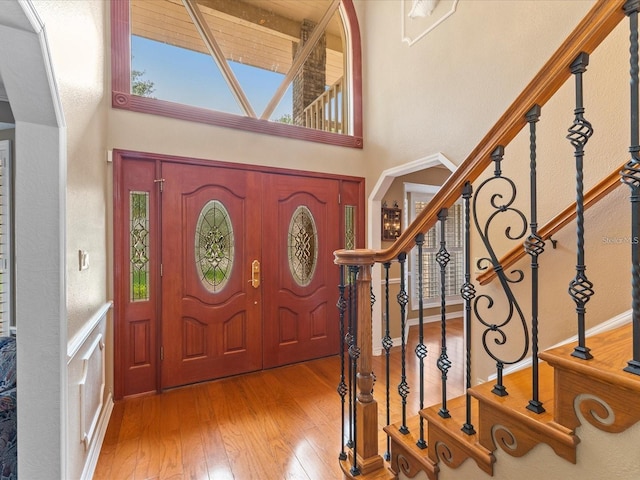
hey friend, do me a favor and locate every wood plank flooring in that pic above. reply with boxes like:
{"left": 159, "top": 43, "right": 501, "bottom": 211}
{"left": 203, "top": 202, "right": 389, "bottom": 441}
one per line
{"left": 93, "top": 319, "right": 463, "bottom": 480}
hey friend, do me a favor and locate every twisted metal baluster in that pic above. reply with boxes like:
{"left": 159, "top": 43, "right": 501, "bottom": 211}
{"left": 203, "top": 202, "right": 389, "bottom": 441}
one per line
{"left": 623, "top": 0, "right": 640, "bottom": 376}
{"left": 472, "top": 145, "right": 529, "bottom": 396}
{"left": 414, "top": 234, "right": 428, "bottom": 448}
{"left": 347, "top": 265, "right": 360, "bottom": 476}
{"left": 525, "top": 104, "right": 546, "bottom": 414}
{"left": 397, "top": 252, "right": 410, "bottom": 434}
{"left": 370, "top": 284, "right": 377, "bottom": 398}
{"left": 436, "top": 209, "right": 452, "bottom": 418}
{"left": 461, "top": 183, "right": 476, "bottom": 435}
{"left": 382, "top": 261, "right": 393, "bottom": 459}
{"left": 337, "top": 265, "right": 348, "bottom": 460}
{"left": 566, "top": 52, "right": 595, "bottom": 361}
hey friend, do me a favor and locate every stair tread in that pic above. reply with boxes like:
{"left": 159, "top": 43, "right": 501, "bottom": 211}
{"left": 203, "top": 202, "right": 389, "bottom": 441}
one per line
{"left": 469, "top": 362, "right": 559, "bottom": 425}
{"left": 384, "top": 415, "right": 430, "bottom": 450}
{"left": 540, "top": 323, "right": 640, "bottom": 392}
{"left": 421, "top": 394, "right": 482, "bottom": 445}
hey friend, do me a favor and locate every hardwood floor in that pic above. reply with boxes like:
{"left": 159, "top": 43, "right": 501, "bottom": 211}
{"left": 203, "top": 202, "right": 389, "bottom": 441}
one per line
{"left": 93, "top": 319, "right": 464, "bottom": 479}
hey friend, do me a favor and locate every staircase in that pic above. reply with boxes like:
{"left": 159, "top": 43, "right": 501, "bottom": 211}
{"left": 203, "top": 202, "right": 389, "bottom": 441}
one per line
{"left": 382, "top": 323, "right": 640, "bottom": 480}
{"left": 382, "top": 322, "right": 640, "bottom": 479}
{"left": 333, "top": 1, "right": 640, "bottom": 479}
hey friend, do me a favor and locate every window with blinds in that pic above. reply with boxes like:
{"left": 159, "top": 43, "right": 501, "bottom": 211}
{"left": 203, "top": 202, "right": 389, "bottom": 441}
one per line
{"left": 411, "top": 197, "right": 463, "bottom": 307}
{"left": 0, "top": 141, "right": 12, "bottom": 337}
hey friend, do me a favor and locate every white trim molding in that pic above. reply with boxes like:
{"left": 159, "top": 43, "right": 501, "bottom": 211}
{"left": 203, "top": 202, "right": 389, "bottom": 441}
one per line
{"left": 369, "top": 152, "right": 457, "bottom": 358}
{"left": 67, "top": 301, "right": 113, "bottom": 361}
{"left": 79, "top": 334, "right": 105, "bottom": 449}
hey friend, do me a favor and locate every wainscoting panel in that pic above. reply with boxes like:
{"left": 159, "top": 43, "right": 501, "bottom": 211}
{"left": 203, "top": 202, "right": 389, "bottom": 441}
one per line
{"left": 79, "top": 333, "right": 105, "bottom": 449}
{"left": 67, "top": 302, "right": 113, "bottom": 480}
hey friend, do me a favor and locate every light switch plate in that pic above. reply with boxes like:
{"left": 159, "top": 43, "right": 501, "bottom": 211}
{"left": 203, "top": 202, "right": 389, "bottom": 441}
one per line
{"left": 79, "top": 250, "right": 89, "bottom": 271}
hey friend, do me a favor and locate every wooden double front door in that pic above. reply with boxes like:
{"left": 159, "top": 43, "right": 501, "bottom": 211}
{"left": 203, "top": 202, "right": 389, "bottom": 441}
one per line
{"left": 114, "top": 152, "right": 363, "bottom": 398}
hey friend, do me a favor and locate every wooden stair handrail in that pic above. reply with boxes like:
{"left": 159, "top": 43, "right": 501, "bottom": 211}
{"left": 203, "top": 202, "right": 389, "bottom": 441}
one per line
{"left": 335, "top": 0, "right": 625, "bottom": 266}
{"left": 477, "top": 162, "right": 626, "bottom": 286}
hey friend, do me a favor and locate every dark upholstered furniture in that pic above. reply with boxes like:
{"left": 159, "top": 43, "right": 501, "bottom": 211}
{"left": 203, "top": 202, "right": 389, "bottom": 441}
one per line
{"left": 0, "top": 337, "right": 16, "bottom": 480}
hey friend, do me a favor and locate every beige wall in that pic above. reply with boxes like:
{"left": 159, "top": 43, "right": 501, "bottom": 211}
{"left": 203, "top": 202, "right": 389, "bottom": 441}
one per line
{"left": 31, "top": 1, "right": 109, "bottom": 478}
{"left": 107, "top": 110, "right": 367, "bottom": 178}
{"left": 468, "top": 17, "right": 631, "bottom": 381}
{"left": 357, "top": 0, "right": 632, "bottom": 378}
{"left": 33, "top": 0, "right": 109, "bottom": 338}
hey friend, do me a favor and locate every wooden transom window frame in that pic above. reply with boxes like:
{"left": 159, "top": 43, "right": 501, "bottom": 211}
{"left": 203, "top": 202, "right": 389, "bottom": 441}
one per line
{"left": 110, "top": 0, "right": 363, "bottom": 148}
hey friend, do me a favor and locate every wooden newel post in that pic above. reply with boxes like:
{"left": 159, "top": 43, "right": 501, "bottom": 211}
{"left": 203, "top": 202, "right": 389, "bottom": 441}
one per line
{"left": 334, "top": 249, "right": 384, "bottom": 475}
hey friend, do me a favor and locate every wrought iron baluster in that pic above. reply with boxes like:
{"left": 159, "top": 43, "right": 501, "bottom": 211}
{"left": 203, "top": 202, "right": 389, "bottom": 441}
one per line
{"left": 623, "top": 0, "right": 640, "bottom": 376}
{"left": 348, "top": 265, "right": 360, "bottom": 476}
{"left": 436, "top": 209, "right": 452, "bottom": 418}
{"left": 397, "top": 252, "right": 410, "bottom": 434}
{"left": 382, "top": 261, "right": 393, "bottom": 459}
{"left": 461, "top": 183, "right": 476, "bottom": 435}
{"left": 337, "top": 265, "right": 348, "bottom": 461}
{"left": 525, "top": 104, "right": 546, "bottom": 414}
{"left": 414, "top": 234, "right": 428, "bottom": 448}
{"left": 566, "top": 52, "right": 595, "bottom": 361}
{"left": 472, "top": 145, "right": 529, "bottom": 397}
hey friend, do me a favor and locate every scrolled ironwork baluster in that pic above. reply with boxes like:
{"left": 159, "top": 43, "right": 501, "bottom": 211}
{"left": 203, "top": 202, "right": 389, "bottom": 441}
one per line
{"left": 397, "top": 252, "right": 410, "bottom": 434}
{"left": 566, "top": 52, "right": 595, "bottom": 361}
{"left": 436, "top": 209, "right": 452, "bottom": 418}
{"left": 623, "top": 0, "right": 640, "bottom": 376}
{"left": 382, "top": 261, "right": 393, "bottom": 459}
{"left": 472, "top": 145, "right": 529, "bottom": 397}
{"left": 337, "top": 265, "right": 348, "bottom": 461}
{"left": 461, "top": 182, "right": 476, "bottom": 435}
{"left": 524, "top": 104, "right": 546, "bottom": 414}
{"left": 414, "top": 234, "right": 428, "bottom": 448}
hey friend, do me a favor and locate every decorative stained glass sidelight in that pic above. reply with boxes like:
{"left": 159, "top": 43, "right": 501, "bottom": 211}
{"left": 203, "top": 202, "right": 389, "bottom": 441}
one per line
{"left": 195, "top": 200, "right": 234, "bottom": 292}
{"left": 344, "top": 205, "right": 356, "bottom": 250}
{"left": 288, "top": 205, "right": 318, "bottom": 286}
{"left": 130, "top": 191, "right": 150, "bottom": 302}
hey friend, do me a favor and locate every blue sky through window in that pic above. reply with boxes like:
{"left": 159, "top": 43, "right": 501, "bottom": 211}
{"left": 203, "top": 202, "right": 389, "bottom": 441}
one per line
{"left": 132, "top": 35, "right": 293, "bottom": 121}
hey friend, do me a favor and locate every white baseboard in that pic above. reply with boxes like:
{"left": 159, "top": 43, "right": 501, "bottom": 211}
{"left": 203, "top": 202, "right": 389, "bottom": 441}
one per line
{"left": 486, "top": 309, "right": 632, "bottom": 382}
{"left": 81, "top": 393, "right": 114, "bottom": 480}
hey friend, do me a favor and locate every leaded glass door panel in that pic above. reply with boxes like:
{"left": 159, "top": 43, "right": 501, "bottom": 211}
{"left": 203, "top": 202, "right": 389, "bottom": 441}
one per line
{"left": 261, "top": 173, "right": 341, "bottom": 368}
{"left": 161, "top": 162, "right": 262, "bottom": 388}
{"left": 115, "top": 157, "right": 160, "bottom": 398}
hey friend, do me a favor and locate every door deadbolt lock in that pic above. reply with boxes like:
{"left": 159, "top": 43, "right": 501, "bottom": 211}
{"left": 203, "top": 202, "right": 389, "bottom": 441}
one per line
{"left": 249, "top": 260, "right": 260, "bottom": 288}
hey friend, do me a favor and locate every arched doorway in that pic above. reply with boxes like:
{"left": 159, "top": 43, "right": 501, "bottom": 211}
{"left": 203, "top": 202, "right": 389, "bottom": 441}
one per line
{"left": 0, "top": 1, "right": 66, "bottom": 478}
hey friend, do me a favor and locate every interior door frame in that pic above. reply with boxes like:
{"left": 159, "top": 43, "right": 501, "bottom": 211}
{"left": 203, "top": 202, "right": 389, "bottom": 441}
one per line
{"left": 113, "top": 149, "right": 365, "bottom": 399}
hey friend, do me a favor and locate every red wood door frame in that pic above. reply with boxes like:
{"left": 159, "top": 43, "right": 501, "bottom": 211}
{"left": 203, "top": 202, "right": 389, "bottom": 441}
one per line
{"left": 113, "top": 149, "right": 365, "bottom": 399}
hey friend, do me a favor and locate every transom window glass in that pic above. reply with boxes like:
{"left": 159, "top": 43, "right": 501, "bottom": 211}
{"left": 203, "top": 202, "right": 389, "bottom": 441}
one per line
{"left": 129, "top": 0, "right": 350, "bottom": 134}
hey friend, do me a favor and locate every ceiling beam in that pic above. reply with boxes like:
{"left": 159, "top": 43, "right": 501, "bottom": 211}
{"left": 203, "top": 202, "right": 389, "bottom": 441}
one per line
{"left": 188, "top": 0, "right": 343, "bottom": 53}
